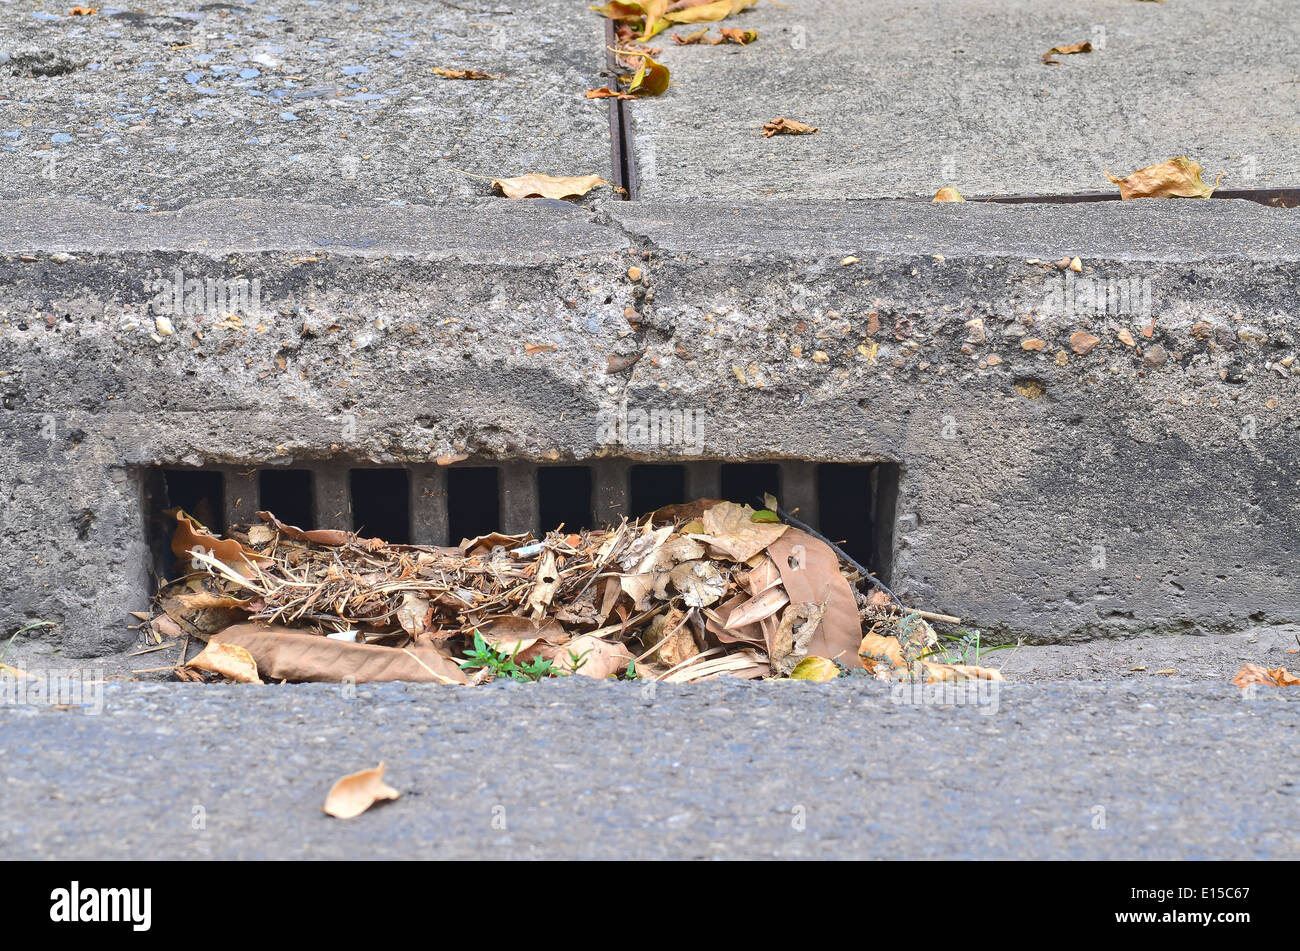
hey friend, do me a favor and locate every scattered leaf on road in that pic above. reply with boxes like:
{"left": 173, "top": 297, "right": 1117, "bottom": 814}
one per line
{"left": 762, "top": 117, "right": 818, "bottom": 138}
{"left": 323, "top": 763, "right": 401, "bottom": 819}
{"left": 1042, "top": 40, "right": 1091, "bottom": 64}
{"left": 932, "top": 186, "right": 964, "bottom": 202}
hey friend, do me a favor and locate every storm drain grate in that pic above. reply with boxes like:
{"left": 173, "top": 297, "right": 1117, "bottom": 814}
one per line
{"left": 144, "top": 460, "right": 899, "bottom": 581}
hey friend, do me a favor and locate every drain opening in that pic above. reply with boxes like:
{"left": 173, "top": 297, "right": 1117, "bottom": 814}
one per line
{"left": 720, "top": 463, "right": 781, "bottom": 506}
{"left": 538, "top": 465, "right": 593, "bottom": 532}
{"left": 350, "top": 468, "right": 410, "bottom": 543}
{"left": 142, "top": 460, "right": 898, "bottom": 582}
{"left": 164, "top": 469, "right": 225, "bottom": 533}
{"left": 259, "top": 469, "right": 313, "bottom": 529}
{"left": 629, "top": 464, "right": 686, "bottom": 514}
{"left": 447, "top": 466, "right": 501, "bottom": 545}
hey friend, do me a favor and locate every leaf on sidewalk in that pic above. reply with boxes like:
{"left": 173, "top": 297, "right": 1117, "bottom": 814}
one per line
{"left": 673, "top": 26, "right": 757, "bottom": 44}
{"left": 1231, "top": 663, "right": 1300, "bottom": 688}
{"left": 932, "top": 186, "right": 965, "bottom": 202}
{"left": 323, "top": 763, "right": 401, "bottom": 819}
{"left": 432, "top": 67, "right": 503, "bottom": 79}
{"left": 491, "top": 173, "right": 612, "bottom": 199}
{"left": 1106, "top": 156, "right": 1224, "bottom": 199}
{"left": 186, "top": 640, "right": 264, "bottom": 684}
{"left": 628, "top": 54, "right": 671, "bottom": 96}
{"left": 586, "top": 87, "right": 637, "bottom": 99}
{"left": 762, "top": 117, "right": 818, "bottom": 138}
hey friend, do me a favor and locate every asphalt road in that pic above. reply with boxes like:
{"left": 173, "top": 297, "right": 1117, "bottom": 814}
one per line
{"left": 2, "top": 677, "right": 1296, "bottom": 859}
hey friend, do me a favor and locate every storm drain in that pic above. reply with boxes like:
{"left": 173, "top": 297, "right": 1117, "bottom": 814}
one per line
{"left": 144, "top": 460, "right": 898, "bottom": 581}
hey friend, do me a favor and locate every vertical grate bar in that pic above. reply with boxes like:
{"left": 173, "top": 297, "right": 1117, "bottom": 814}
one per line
{"left": 685, "top": 461, "right": 720, "bottom": 502}
{"left": 779, "top": 460, "right": 818, "bottom": 526}
{"left": 313, "top": 466, "right": 350, "bottom": 531}
{"left": 593, "top": 459, "right": 629, "bottom": 528}
{"left": 500, "top": 462, "right": 538, "bottom": 535}
{"left": 411, "top": 465, "right": 448, "bottom": 546}
{"left": 223, "top": 467, "right": 258, "bottom": 528}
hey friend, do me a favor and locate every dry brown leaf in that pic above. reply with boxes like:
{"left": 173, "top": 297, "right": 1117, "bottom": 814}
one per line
{"left": 724, "top": 585, "right": 790, "bottom": 629}
{"left": 1231, "top": 663, "right": 1300, "bottom": 688}
{"left": 432, "top": 67, "right": 503, "bottom": 80}
{"left": 586, "top": 87, "right": 637, "bottom": 99}
{"left": 211, "top": 623, "right": 467, "bottom": 684}
{"left": 68, "top": 5, "right": 96, "bottom": 13}
{"left": 762, "top": 117, "right": 818, "bottom": 138}
{"left": 1106, "top": 156, "right": 1223, "bottom": 200}
{"left": 1042, "top": 40, "right": 1091, "bottom": 64}
{"left": 256, "top": 511, "right": 354, "bottom": 547}
{"left": 696, "top": 501, "right": 789, "bottom": 562}
{"left": 172, "top": 510, "right": 269, "bottom": 577}
{"left": 491, "top": 173, "right": 612, "bottom": 200}
{"left": 668, "top": 559, "right": 728, "bottom": 607}
{"left": 767, "top": 529, "right": 862, "bottom": 668}
{"left": 548, "top": 634, "right": 635, "bottom": 678}
{"left": 395, "top": 592, "right": 431, "bottom": 637}
{"left": 323, "top": 763, "right": 400, "bottom": 819}
{"left": 932, "top": 186, "right": 965, "bottom": 202}
{"left": 186, "top": 640, "right": 263, "bottom": 684}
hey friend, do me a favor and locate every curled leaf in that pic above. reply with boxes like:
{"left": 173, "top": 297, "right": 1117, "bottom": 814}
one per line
{"left": 932, "top": 186, "right": 965, "bottom": 202}
{"left": 628, "top": 54, "right": 671, "bottom": 96}
{"left": 323, "top": 762, "right": 401, "bottom": 819}
{"left": 186, "top": 640, "right": 263, "bottom": 684}
{"left": 1042, "top": 40, "right": 1091, "bottom": 64}
{"left": 490, "top": 173, "right": 612, "bottom": 199}
{"left": 762, "top": 117, "right": 818, "bottom": 138}
{"left": 1106, "top": 156, "right": 1223, "bottom": 199}
{"left": 586, "top": 87, "right": 636, "bottom": 99}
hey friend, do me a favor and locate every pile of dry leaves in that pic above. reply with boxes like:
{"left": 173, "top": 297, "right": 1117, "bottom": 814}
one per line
{"left": 151, "top": 499, "right": 1003, "bottom": 687}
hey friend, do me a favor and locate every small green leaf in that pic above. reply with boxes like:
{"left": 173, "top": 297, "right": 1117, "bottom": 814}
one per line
{"left": 750, "top": 509, "right": 779, "bottom": 523}
{"left": 789, "top": 656, "right": 839, "bottom": 682}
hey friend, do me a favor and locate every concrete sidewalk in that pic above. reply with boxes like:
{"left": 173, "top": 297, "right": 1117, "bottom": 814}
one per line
{"left": 0, "top": 0, "right": 611, "bottom": 208}
{"left": 625, "top": 0, "right": 1300, "bottom": 199}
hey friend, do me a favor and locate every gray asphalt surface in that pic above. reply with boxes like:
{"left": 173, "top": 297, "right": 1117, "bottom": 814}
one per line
{"left": 3, "top": 677, "right": 1296, "bottom": 859}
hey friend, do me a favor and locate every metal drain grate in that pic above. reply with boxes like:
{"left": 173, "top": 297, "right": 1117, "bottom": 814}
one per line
{"left": 144, "top": 460, "right": 899, "bottom": 581}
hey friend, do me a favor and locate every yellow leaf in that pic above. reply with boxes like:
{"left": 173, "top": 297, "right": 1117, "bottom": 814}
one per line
{"left": 628, "top": 55, "right": 670, "bottom": 96}
{"left": 186, "top": 641, "right": 263, "bottom": 684}
{"left": 790, "top": 656, "right": 839, "bottom": 681}
{"left": 490, "top": 173, "right": 612, "bottom": 199}
{"left": 322, "top": 762, "right": 401, "bottom": 819}
{"left": 665, "top": 0, "right": 757, "bottom": 24}
{"left": 1106, "top": 156, "right": 1223, "bottom": 200}
{"left": 932, "top": 186, "right": 964, "bottom": 202}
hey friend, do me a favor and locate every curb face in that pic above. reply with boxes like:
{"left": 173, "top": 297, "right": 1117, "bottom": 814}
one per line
{"left": 1, "top": 198, "right": 1296, "bottom": 654}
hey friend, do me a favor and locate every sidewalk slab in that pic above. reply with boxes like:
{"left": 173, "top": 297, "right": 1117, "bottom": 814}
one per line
{"left": 625, "top": 0, "right": 1300, "bottom": 199}
{"left": 0, "top": 0, "right": 611, "bottom": 209}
